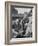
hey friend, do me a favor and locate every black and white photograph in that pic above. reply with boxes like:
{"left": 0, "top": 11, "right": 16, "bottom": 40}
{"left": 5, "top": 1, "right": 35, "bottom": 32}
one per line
{"left": 11, "top": 6, "right": 32, "bottom": 38}
{"left": 5, "top": 2, "right": 37, "bottom": 44}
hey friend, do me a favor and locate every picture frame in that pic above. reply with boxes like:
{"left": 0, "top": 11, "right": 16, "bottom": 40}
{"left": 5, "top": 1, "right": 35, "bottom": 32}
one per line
{"left": 5, "top": 1, "right": 37, "bottom": 45}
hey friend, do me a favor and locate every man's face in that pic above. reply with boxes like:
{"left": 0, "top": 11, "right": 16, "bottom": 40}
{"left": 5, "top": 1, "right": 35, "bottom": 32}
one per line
{"left": 15, "top": 19, "right": 19, "bottom": 24}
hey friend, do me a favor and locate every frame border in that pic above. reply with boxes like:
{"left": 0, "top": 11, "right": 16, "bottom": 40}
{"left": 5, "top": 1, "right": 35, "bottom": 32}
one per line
{"left": 5, "top": 1, "right": 37, "bottom": 45}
